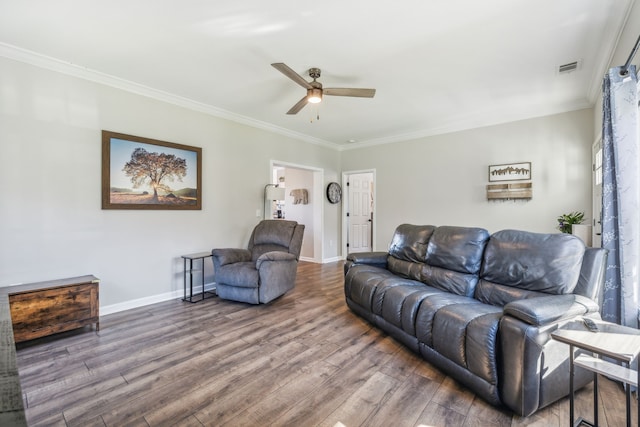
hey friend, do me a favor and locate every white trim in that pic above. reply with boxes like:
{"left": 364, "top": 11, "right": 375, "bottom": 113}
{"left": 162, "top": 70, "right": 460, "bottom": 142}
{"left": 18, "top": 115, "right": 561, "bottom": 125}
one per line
{"left": 270, "top": 160, "right": 324, "bottom": 264}
{"left": 342, "top": 169, "right": 377, "bottom": 257}
{"left": 322, "top": 256, "right": 344, "bottom": 263}
{"left": 0, "top": 42, "right": 339, "bottom": 151}
{"left": 100, "top": 283, "right": 216, "bottom": 315}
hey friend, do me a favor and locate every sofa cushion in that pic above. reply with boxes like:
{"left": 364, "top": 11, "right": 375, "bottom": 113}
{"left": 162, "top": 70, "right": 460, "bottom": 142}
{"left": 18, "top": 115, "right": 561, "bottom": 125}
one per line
{"left": 425, "top": 226, "right": 490, "bottom": 274}
{"left": 432, "top": 303, "right": 503, "bottom": 385}
{"left": 388, "top": 224, "right": 435, "bottom": 261}
{"left": 480, "top": 230, "right": 585, "bottom": 295}
{"left": 414, "top": 293, "right": 474, "bottom": 347}
{"left": 421, "top": 266, "right": 482, "bottom": 298}
{"left": 474, "top": 280, "right": 546, "bottom": 306}
{"left": 420, "top": 226, "right": 489, "bottom": 297}
{"left": 344, "top": 265, "right": 396, "bottom": 311}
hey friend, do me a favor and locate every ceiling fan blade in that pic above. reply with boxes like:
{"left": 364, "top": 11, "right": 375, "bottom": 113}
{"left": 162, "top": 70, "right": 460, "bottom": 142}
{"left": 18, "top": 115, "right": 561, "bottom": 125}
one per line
{"left": 272, "top": 63, "right": 313, "bottom": 90}
{"left": 286, "top": 96, "right": 309, "bottom": 115}
{"left": 324, "top": 88, "right": 376, "bottom": 98}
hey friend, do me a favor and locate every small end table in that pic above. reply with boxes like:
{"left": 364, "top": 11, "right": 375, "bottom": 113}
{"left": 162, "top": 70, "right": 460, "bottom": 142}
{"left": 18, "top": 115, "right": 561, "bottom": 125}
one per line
{"left": 181, "top": 252, "right": 215, "bottom": 303}
{"left": 551, "top": 319, "right": 640, "bottom": 427}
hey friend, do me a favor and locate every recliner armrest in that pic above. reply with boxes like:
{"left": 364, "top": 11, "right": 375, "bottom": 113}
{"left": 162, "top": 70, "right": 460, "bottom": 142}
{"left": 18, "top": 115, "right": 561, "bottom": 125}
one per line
{"left": 503, "top": 294, "right": 599, "bottom": 326}
{"left": 212, "top": 248, "right": 251, "bottom": 266}
{"left": 256, "top": 251, "right": 297, "bottom": 269}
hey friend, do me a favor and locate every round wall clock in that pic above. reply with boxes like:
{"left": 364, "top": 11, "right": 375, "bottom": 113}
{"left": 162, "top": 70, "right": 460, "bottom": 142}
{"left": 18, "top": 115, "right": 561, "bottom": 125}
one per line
{"left": 326, "top": 182, "right": 342, "bottom": 204}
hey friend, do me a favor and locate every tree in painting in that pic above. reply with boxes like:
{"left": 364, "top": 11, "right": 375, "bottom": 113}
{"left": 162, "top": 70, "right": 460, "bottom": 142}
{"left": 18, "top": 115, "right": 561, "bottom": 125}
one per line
{"left": 123, "top": 148, "right": 187, "bottom": 201}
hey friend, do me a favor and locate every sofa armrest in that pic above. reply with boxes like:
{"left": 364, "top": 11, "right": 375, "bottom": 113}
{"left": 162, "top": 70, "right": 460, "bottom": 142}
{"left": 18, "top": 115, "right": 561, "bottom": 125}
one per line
{"left": 344, "top": 251, "right": 388, "bottom": 275}
{"left": 346, "top": 251, "right": 389, "bottom": 265}
{"left": 212, "top": 248, "right": 251, "bottom": 267}
{"left": 504, "top": 294, "right": 599, "bottom": 326}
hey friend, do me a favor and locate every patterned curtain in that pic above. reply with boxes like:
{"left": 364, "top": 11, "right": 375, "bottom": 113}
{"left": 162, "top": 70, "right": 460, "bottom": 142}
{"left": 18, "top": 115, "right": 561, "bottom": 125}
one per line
{"left": 601, "top": 65, "right": 640, "bottom": 327}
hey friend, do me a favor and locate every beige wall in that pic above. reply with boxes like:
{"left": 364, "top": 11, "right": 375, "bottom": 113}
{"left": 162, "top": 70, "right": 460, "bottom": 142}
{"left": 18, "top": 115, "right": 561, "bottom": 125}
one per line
{"left": 0, "top": 46, "right": 603, "bottom": 309}
{"left": 341, "top": 109, "right": 595, "bottom": 250}
{"left": 0, "top": 56, "right": 341, "bottom": 309}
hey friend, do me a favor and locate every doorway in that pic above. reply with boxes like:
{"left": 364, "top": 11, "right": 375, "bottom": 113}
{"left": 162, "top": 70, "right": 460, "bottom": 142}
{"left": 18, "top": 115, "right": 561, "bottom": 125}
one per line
{"left": 342, "top": 170, "right": 375, "bottom": 256}
{"left": 592, "top": 138, "right": 602, "bottom": 247}
{"left": 271, "top": 160, "right": 323, "bottom": 263}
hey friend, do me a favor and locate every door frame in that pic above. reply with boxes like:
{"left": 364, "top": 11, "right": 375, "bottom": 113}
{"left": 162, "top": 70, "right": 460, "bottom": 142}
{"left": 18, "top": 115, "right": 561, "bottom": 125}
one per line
{"left": 342, "top": 169, "right": 376, "bottom": 258}
{"left": 592, "top": 137, "right": 603, "bottom": 247}
{"left": 270, "top": 160, "right": 323, "bottom": 263}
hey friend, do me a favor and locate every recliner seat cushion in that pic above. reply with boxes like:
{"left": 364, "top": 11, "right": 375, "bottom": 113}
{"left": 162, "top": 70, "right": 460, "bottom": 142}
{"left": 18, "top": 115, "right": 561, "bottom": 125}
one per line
{"left": 216, "top": 262, "right": 259, "bottom": 288}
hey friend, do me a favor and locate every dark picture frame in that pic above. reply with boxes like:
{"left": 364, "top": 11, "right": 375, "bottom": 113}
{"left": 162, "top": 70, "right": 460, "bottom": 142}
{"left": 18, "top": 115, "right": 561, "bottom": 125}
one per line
{"left": 488, "top": 162, "right": 531, "bottom": 182}
{"left": 102, "top": 130, "right": 202, "bottom": 210}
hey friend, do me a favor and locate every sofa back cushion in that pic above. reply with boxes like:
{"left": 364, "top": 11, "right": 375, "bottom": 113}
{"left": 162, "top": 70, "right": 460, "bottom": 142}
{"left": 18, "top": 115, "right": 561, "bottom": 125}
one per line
{"left": 425, "top": 226, "right": 489, "bottom": 274}
{"left": 420, "top": 226, "right": 490, "bottom": 297}
{"left": 477, "top": 230, "right": 585, "bottom": 305}
{"left": 387, "top": 224, "right": 435, "bottom": 280}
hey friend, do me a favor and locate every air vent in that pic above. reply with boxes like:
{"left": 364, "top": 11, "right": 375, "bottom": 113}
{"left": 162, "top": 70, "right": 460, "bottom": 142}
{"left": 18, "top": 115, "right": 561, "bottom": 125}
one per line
{"left": 558, "top": 61, "right": 580, "bottom": 74}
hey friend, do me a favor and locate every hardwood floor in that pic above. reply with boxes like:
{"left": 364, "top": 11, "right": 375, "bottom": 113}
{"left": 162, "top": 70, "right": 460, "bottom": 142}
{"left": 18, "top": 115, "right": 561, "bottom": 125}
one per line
{"left": 16, "top": 261, "right": 634, "bottom": 426}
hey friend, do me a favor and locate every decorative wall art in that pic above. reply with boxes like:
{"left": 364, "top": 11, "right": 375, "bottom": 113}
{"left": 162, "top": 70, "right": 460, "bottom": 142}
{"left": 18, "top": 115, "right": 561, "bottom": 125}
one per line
{"left": 488, "top": 162, "right": 531, "bottom": 182}
{"left": 102, "top": 130, "right": 202, "bottom": 210}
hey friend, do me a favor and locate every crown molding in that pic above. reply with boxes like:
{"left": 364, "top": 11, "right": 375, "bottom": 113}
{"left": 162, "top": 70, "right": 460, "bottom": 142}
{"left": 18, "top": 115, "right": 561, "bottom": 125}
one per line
{"left": 0, "top": 42, "right": 341, "bottom": 151}
{"left": 340, "top": 100, "right": 593, "bottom": 151}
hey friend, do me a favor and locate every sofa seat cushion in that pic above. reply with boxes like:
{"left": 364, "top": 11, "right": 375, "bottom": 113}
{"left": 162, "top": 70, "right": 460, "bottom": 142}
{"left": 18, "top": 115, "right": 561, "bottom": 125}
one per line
{"left": 380, "top": 283, "right": 444, "bottom": 334}
{"left": 475, "top": 280, "right": 546, "bottom": 307}
{"left": 414, "top": 293, "right": 478, "bottom": 346}
{"left": 216, "top": 262, "right": 259, "bottom": 288}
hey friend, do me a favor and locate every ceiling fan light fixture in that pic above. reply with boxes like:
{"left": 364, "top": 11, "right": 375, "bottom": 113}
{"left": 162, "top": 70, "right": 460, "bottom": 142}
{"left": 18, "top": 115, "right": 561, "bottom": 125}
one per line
{"left": 307, "top": 88, "right": 322, "bottom": 104}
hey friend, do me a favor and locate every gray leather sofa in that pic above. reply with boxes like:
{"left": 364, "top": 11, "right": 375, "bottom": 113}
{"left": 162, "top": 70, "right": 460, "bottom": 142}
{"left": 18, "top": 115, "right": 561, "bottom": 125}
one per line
{"left": 344, "top": 224, "right": 607, "bottom": 417}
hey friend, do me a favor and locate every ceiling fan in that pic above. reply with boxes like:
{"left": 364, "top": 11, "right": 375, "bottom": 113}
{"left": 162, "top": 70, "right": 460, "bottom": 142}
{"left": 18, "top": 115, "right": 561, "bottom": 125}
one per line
{"left": 271, "top": 63, "right": 376, "bottom": 115}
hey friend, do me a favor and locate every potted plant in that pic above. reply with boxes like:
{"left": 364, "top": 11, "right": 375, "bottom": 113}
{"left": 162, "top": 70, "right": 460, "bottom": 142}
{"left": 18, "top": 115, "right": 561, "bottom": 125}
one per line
{"left": 557, "top": 211, "right": 585, "bottom": 234}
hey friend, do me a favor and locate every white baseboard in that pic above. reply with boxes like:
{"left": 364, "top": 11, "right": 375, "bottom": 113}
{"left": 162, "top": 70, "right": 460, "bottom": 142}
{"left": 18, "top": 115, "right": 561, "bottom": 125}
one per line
{"left": 322, "top": 256, "right": 344, "bottom": 263}
{"left": 101, "top": 282, "right": 216, "bottom": 316}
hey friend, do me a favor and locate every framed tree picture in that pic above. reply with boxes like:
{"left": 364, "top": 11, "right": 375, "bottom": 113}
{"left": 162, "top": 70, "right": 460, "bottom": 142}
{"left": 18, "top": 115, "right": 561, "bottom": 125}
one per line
{"left": 102, "top": 130, "right": 202, "bottom": 210}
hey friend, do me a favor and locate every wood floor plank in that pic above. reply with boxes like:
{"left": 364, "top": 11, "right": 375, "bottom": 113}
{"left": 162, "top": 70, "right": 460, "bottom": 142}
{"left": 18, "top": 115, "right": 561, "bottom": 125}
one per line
{"left": 364, "top": 372, "right": 439, "bottom": 427}
{"left": 317, "top": 371, "right": 399, "bottom": 427}
{"left": 15, "top": 261, "right": 634, "bottom": 426}
{"left": 415, "top": 401, "right": 467, "bottom": 426}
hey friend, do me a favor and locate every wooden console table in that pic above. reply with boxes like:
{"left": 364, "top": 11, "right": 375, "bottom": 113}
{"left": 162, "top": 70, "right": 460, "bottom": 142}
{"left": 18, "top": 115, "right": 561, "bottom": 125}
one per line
{"left": 0, "top": 275, "right": 100, "bottom": 425}
{"left": 8, "top": 275, "right": 100, "bottom": 343}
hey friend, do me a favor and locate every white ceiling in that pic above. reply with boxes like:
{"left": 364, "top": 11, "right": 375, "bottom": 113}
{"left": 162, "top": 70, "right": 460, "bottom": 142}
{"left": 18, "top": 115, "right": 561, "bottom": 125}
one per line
{"left": 0, "top": 0, "right": 635, "bottom": 149}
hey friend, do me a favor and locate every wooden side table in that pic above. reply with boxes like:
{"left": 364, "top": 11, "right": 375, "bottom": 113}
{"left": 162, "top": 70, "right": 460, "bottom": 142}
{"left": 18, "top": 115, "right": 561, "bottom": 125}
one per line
{"left": 181, "top": 252, "right": 215, "bottom": 303}
{"left": 552, "top": 319, "right": 640, "bottom": 427}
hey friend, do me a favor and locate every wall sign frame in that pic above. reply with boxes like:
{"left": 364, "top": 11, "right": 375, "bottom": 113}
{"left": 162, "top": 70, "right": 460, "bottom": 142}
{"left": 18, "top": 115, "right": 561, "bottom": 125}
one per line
{"left": 488, "top": 162, "right": 531, "bottom": 182}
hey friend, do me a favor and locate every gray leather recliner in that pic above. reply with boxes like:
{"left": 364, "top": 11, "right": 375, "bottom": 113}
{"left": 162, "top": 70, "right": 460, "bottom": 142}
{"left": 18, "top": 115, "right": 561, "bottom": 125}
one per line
{"left": 212, "top": 220, "right": 305, "bottom": 304}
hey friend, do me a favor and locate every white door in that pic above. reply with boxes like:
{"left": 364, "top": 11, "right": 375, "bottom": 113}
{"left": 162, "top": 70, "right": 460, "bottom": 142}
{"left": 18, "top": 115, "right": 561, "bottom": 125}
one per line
{"left": 347, "top": 173, "right": 373, "bottom": 253}
{"left": 592, "top": 138, "right": 602, "bottom": 247}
